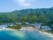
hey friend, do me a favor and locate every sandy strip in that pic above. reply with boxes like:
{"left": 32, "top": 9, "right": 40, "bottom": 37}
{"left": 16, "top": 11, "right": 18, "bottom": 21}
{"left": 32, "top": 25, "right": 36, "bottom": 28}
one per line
{"left": 0, "top": 28, "right": 18, "bottom": 31}
{"left": 38, "top": 31, "right": 53, "bottom": 38}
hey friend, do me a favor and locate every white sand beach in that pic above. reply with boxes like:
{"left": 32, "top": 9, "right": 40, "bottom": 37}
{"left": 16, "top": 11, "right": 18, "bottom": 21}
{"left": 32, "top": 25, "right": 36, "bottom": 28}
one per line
{"left": 38, "top": 31, "right": 53, "bottom": 38}
{"left": 0, "top": 28, "right": 17, "bottom": 31}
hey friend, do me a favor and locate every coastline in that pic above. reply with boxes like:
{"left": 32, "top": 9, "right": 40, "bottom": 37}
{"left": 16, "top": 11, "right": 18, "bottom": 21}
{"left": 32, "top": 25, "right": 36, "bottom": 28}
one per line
{"left": 0, "top": 27, "right": 53, "bottom": 38}
{"left": 38, "top": 30, "right": 53, "bottom": 38}
{"left": 0, "top": 28, "right": 18, "bottom": 31}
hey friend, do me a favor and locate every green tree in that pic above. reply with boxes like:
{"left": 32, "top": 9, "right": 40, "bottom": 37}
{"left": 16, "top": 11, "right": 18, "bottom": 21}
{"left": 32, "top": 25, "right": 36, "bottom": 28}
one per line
{"left": 8, "top": 25, "right": 12, "bottom": 28}
{"left": 21, "top": 21, "right": 26, "bottom": 25}
{"left": 13, "top": 25, "right": 22, "bottom": 29}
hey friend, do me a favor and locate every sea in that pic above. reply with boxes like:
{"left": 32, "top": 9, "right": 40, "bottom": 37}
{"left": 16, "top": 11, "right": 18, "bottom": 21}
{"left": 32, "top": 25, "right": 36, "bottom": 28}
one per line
{"left": 0, "top": 30, "right": 53, "bottom": 40}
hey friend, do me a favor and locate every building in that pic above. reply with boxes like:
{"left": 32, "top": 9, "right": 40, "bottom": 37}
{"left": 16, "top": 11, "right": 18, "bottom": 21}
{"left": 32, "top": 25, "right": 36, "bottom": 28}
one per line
{"left": 41, "top": 26, "right": 52, "bottom": 31}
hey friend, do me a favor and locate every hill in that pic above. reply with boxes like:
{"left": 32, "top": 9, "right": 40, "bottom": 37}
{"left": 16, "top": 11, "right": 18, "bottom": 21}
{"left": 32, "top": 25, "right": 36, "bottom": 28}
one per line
{"left": 0, "top": 8, "right": 53, "bottom": 24}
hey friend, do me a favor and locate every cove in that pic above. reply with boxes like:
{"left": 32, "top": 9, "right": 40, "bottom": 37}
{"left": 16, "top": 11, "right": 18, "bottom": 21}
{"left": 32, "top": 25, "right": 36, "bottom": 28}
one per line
{"left": 0, "top": 30, "right": 53, "bottom": 40}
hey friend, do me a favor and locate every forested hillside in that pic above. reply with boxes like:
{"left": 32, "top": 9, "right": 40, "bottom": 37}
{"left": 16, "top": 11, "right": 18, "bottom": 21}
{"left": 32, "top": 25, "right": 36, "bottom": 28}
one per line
{"left": 0, "top": 7, "right": 53, "bottom": 24}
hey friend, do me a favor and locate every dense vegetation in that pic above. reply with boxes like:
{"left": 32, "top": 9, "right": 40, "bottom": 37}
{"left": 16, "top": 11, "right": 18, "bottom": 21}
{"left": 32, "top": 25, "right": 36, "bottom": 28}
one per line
{"left": 0, "top": 8, "right": 49, "bottom": 23}
{"left": 0, "top": 7, "right": 53, "bottom": 30}
{"left": 21, "top": 21, "right": 27, "bottom": 25}
{"left": 8, "top": 25, "right": 22, "bottom": 29}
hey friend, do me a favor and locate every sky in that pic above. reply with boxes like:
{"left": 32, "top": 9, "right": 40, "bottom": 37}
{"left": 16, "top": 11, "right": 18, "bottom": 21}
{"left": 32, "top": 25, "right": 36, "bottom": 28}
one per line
{"left": 0, "top": 0, "right": 53, "bottom": 12}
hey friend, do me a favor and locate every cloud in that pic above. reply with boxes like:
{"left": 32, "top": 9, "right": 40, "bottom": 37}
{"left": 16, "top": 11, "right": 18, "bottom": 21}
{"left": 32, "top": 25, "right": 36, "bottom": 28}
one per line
{"left": 16, "top": 0, "right": 34, "bottom": 6}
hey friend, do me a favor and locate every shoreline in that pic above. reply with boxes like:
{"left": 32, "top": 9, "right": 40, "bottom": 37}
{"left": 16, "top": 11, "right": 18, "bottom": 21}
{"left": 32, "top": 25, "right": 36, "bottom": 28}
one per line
{"left": 0, "top": 27, "right": 53, "bottom": 38}
{"left": 38, "top": 30, "right": 53, "bottom": 38}
{"left": 0, "top": 28, "right": 18, "bottom": 31}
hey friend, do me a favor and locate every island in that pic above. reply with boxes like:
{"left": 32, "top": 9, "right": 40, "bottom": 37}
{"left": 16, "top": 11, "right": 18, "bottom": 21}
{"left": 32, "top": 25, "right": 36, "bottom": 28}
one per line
{"left": 0, "top": 7, "right": 53, "bottom": 38}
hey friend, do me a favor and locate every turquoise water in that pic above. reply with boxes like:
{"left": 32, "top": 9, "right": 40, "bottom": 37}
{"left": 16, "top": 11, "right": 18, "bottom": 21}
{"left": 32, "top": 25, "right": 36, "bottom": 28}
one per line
{"left": 0, "top": 30, "right": 53, "bottom": 40}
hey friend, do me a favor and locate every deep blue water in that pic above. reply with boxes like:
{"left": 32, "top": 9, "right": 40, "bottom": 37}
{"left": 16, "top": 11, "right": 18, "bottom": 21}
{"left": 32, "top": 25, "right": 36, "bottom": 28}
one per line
{"left": 0, "top": 30, "right": 53, "bottom": 40}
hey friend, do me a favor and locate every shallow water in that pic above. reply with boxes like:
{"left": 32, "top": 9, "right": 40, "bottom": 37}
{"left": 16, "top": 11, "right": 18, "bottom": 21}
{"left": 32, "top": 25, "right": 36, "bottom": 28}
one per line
{"left": 0, "top": 30, "right": 53, "bottom": 40}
